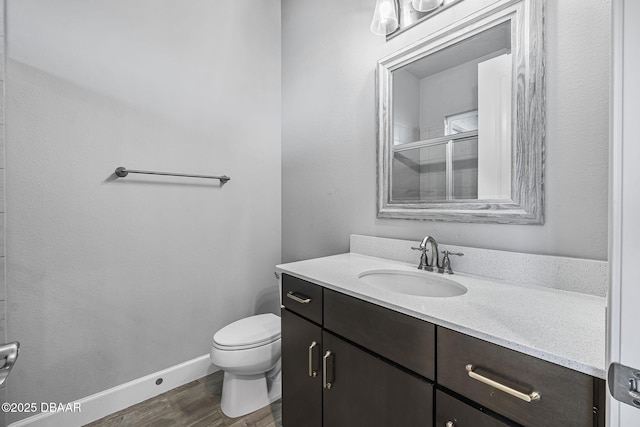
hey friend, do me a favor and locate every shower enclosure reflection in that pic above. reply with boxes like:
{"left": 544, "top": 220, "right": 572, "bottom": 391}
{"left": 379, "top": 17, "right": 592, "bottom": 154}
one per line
{"left": 391, "top": 21, "right": 511, "bottom": 202}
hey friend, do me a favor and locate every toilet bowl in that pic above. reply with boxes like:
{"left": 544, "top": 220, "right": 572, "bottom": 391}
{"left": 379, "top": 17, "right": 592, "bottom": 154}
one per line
{"left": 210, "top": 313, "right": 281, "bottom": 418}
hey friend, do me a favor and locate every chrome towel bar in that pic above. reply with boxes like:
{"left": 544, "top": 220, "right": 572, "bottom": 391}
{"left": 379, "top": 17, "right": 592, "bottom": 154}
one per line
{"left": 115, "top": 167, "right": 230, "bottom": 183}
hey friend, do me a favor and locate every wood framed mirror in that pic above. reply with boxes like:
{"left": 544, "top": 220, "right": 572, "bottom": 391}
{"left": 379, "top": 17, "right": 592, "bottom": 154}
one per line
{"left": 376, "top": 0, "right": 544, "bottom": 224}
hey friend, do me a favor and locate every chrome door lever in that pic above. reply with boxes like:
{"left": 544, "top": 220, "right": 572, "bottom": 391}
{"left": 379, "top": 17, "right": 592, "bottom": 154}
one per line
{"left": 0, "top": 341, "right": 20, "bottom": 387}
{"left": 609, "top": 362, "right": 640, "bottom": 409}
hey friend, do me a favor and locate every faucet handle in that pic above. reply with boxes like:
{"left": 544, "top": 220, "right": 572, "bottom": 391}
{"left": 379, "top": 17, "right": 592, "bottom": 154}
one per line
{"left": 441, "top": 250, "right": 464, "bottom": 274}
{"left": 411, "top": 246, "right": 426, "bottom": 251}
{"left": 445, "top": 251, "right": 464, "bottom": 257}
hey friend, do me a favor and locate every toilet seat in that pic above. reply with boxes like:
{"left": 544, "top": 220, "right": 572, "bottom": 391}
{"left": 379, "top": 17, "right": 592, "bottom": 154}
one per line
{"left": 213, "top": 313, "right": 281, "bottom": 351}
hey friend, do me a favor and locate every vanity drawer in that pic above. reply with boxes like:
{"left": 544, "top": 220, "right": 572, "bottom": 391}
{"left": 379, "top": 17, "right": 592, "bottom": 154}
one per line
{"left": 282, "top": 274, "right": 323, "bottom": 325}
{"left": 436, "top": 390, "right": 511, "bottom": 427}
{"left": 437, "top": 328, "right": 601, "bottom": 427}
{"left": 324, "top": 289, "right": 435, "bottom": 380}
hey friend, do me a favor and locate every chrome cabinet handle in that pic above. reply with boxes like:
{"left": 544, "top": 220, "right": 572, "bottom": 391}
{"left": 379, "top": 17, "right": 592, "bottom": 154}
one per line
{"left": 466, "top": 364, "right": 541, "bottom": 402}
{"left": 445, "top": 422, "right": 455, "bottom": 427}
{"left": 308, "top": 341, "right": 318, "bottom": 377}
{"left": 323, "top": 351, "right": 333, "bottom": 389}
{"left": 286, "top": 291, "right": 311, "bottom": 304}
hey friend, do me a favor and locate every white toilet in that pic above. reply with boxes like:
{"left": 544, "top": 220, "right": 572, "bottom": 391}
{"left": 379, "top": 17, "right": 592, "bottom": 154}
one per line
{"left": 210, "top": 313, "right": 282, "bottom": 418}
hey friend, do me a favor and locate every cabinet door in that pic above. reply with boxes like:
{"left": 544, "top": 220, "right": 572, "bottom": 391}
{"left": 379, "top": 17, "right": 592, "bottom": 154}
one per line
{"left": 282, "top": 309, "right": 323, "bottom": 427}
{"left": 322, "top": 331, "right": 433, "bottom": 427}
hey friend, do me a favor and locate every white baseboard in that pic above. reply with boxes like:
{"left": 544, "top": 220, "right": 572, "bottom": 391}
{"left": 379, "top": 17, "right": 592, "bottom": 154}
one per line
{"left": 9, "top": 354, "right": 217, "bottom": 427}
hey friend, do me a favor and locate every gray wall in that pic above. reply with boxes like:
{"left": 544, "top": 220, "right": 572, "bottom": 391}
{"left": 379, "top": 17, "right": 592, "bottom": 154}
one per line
{"left": 5, "top": 0, "right": 281, "bottom": 422}
{"left": 419, "top": 59, "right": 478, "bottom": 136}
{"left": 282, "top": 0, "right": 610, "bottom": 262}
{"left": 393, "top": 69, "right": 420, "bottom": 144}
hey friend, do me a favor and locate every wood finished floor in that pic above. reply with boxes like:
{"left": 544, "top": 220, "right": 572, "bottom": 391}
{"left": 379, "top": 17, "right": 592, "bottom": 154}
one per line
{"left": 86, "top": 371, "right": 282, "bottom": 427}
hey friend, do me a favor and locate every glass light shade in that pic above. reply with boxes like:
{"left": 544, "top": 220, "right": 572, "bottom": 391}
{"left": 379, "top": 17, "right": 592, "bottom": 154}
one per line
{"left": 411, "top": 0, "right": 444, "bottom": 12}
{"left": 370, "top": 0, "right": 399, "bottom": 36}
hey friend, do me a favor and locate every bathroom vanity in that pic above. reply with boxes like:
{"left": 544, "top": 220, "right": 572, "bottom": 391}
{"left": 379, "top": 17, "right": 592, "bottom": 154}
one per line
{"left": 277, "top": 238, "right": 607, "bottom": 427}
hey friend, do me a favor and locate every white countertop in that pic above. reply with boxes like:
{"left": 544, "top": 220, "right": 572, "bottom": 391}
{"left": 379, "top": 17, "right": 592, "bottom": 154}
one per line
{"left": 277, "top": 252, "right": 607, "bottom": 379}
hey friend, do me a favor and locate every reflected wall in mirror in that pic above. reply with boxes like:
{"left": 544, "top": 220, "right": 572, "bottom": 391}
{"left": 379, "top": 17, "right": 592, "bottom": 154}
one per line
{"left": 377, "top": 0, "right": 544, "bottom": 224}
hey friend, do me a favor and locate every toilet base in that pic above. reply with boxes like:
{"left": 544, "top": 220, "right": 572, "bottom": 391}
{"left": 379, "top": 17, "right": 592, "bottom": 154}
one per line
{"left": 266, "top": 365, "right": 282, "bottom": 402}
{"left": 220, "top": 371, "right": 279, "bottom": 418}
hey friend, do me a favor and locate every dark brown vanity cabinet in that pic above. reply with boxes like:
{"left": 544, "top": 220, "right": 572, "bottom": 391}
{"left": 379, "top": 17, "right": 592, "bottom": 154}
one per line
{"left": 281, "top": 274, "right": 434, "bottom": 427}
{"left": 281, "top": 274, "right": 605, "bottom": 427}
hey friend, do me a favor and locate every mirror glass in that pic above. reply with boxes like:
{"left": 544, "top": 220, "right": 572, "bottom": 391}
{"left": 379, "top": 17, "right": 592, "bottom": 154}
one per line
{"left": 376, "top": 0, "right": 544, "bottom": 224}
{"left": 391, "top": 21, "right": 511, "bottom": 202}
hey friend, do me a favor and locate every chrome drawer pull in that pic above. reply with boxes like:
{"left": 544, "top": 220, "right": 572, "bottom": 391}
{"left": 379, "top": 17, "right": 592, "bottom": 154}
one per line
{"left": 466, "top": 364, "right": 541, "bottom": 402}
{"left": 323, "top": 351, "right": 333, "bottom": 389}
{"left": 286, "top": 291, "right": 311, "bottom": 304}
{"left": 308, "top": 341, "right": 318, "bottom": 377}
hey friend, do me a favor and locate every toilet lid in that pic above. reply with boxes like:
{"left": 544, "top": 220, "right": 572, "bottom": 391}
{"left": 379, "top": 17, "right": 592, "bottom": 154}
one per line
{"left": 213, "top": 313, "right": 281, "bottom": 349}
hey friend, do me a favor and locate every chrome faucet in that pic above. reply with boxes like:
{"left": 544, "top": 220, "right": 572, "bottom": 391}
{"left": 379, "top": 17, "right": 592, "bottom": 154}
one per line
{"left": 411, "top": 236, "right": 440, "bottom": 272}
{"left": 412, "top": 236, "right": 464, "bottom": 274}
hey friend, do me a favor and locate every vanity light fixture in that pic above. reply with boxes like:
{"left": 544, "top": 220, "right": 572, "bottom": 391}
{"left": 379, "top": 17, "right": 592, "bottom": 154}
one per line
{"left": 370, "top": 0, "right": 450, "bottom": 37}
{"left": 370, "top": 0, "right": 399, "bottom": 36}
{"left": 411, "top": 0, "right": 443, "bottom": 12}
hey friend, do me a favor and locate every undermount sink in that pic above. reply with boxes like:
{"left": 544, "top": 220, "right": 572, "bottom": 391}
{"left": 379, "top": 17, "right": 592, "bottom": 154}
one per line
{"left": 358, "top": 269, "right": 467, "bottom": 297}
